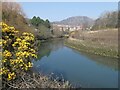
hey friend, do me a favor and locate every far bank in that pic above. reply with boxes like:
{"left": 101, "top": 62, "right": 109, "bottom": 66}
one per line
{"left": 65, "top": 29, "right": 118, "bottom": 58}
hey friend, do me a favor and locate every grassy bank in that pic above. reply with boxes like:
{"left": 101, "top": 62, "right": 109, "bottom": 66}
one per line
{"left": 65, "top": 39, "right": 118, "bottom": 58}
{"left": 65, "top": 29, "right": 118, "bottom": 58}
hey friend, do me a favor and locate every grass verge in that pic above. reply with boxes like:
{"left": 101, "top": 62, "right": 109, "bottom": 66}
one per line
{"left": 65, "top": 39, "right": 118, "bottom": 58}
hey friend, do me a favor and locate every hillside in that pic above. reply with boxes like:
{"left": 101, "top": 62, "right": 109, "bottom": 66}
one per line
{"left": 52, "top": 16, "right": 94, "bottom": 27}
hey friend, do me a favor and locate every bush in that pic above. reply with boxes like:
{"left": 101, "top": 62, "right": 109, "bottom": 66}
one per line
{"left": 0, "top": 22, "right": 37, "bottom": 81}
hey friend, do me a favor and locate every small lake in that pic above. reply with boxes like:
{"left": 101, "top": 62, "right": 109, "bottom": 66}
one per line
{"left": 33, "top": 39, "right": 119, "bottom": 88}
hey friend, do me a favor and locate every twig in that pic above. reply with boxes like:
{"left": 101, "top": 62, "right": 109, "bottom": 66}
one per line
{"left": 2, "top": 80, "right": 18, "bottom": 89}
{"left": 21, "top": 74, "right": 31, "bottom": 88}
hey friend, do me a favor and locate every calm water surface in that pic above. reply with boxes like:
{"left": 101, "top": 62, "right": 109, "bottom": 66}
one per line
{"left": 33, "top": 39, "right": 119, "bottom": 88}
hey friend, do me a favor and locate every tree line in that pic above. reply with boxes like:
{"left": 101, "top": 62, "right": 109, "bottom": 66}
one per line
{"left": 92, "top": 11, "right": 118, "bottom": 30}
{"left": 29, "top": 16, "right": 52, "bottom": 40}
{"left": 30, "top": 16, "right": 51, "bottom": 29}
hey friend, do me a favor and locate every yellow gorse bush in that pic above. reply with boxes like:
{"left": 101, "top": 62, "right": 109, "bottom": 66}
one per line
{"left": 0, "top": 22, "right": 37, "bottom": 81}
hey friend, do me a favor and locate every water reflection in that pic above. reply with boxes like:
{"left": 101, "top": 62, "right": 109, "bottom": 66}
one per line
{"left": 33, "top": 39, "right": 118, "bottom": 88}
{"left": 71, "top": 49, "right": 119, "bottom": 71}
{"left": 37, "top": 39, "right": 118, "bottom": 71}
{"left": 37, "top": 39, "right": 65, "bottom": 60}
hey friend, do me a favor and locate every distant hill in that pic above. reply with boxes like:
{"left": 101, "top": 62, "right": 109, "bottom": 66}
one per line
{"left": 52, "top": 16, "right": 94, "bottom": 28}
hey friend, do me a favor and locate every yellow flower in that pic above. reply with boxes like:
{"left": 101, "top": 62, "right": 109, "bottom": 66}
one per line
{"left": 0, "top": 68, "right": 3, "bottom": 75}
{"left": 5, "top": 36, "right": 9, "bottom": 39}
{"left": 2, "top": 40, "right": 7, "bottom": 45}
{"left": 0, "top": 41, "right": 2, "bottom": 46}
{"left": 30, "top": 49, "right": 35, "bottom": 53}
{"left": 19, "top": 59, "right": 23, "bottom": 63}
{"left": 24, "top": 64, "right": 28, "bottom": 71}
{"left": 1, "top": 67, "right": 9, "bottom": 75}
{"left": 3, "top": 50, "right": 12, "bottom": 57}
{"left": 16, "top": 38, "right": 21, "bottom": 42}
{"left": 28, "top": 62, "right": 33, "bottom": 67}
{"left": 2, "top": 59, "right": 7, "bottom": 63}
{"left": 7, "top": 72, "right": 16, "bottom": 81}
{"left": 31, "top": 54, "right": 37, "bottom": 58}
{"left": 10, "top": 59, "right": 15, "bottom": 65}
{"left": 0, "top": 22, "right": 2, "bottom": 26}
{"left": 9, "top": 27, "right": 15, "bottom": 30}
